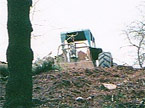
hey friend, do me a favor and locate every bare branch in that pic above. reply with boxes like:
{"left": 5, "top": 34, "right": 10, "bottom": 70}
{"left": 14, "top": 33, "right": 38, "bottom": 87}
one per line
{"left": 124, "top": 20, "right": 145, "bottom": 68}
{"left": 31, "top": 0, "right": 41, "bottom": 20}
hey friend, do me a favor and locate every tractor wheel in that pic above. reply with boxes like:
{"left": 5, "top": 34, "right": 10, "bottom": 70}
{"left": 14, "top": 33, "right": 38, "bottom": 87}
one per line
{"left": 98, "top": 52, "right": 113, "bottom": 68}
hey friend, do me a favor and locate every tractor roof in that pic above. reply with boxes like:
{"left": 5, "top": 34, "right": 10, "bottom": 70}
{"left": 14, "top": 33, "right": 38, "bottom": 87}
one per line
{"left": 60, "top": 29, "right": 95, "bottom": 43}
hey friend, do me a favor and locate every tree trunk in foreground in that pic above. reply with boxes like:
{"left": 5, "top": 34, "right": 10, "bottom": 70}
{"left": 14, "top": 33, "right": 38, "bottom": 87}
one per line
{"left": 4, "top": 0, "right": 33, "bottom": 108}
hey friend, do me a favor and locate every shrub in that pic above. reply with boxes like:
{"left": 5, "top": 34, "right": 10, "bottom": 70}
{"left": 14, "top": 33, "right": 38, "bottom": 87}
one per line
{"left": 0, "top": 64, "right": 9, "bottom": 77}
{"left": 32, "top": 56, "right": 55, "bottom": 75}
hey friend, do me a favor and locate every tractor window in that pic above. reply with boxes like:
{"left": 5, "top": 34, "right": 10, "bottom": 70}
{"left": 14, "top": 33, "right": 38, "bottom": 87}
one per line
{"left": 66, "top": 31, "right": 86, "bottom": 43}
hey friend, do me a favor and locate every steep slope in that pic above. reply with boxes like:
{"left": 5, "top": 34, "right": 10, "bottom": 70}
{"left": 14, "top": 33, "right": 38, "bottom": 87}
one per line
{"left": 0, "top": 66, "right": 145, "bottom": 108}
{"left": 32, "top": 66, "right": 145, "bottom": 108}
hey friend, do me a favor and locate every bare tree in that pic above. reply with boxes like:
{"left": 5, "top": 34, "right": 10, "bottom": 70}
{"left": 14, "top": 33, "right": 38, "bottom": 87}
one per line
{"left": 4, "top": 0, "right": 33, "bottom": 108}
{"left": 124, "top": 21, "right": 145, "bottom": 68}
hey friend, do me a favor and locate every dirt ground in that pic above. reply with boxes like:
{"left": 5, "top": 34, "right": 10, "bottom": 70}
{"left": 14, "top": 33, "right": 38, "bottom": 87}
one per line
{"left": 0, "top": 66, "right": 145, "bottom": 108}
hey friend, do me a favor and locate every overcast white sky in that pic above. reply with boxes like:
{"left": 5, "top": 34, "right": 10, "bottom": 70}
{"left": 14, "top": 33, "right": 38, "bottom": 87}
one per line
{"left": 0, "top": 0, "right": 144, "bottom": 66}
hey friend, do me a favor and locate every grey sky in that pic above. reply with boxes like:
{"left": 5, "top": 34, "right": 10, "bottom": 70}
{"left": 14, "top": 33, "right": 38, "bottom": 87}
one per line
{"left": 0, "top": 0, "right": 144, "bottom": 66}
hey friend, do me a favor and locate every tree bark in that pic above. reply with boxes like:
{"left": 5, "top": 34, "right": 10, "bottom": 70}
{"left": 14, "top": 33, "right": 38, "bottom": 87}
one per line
{"left": 4, "top": 0, "right": 33, "bottom": 108}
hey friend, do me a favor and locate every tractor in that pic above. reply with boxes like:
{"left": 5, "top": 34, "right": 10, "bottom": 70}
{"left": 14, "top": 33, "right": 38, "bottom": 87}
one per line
{"left": 55, "top": 29, "right": 113, "bottom": 69}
